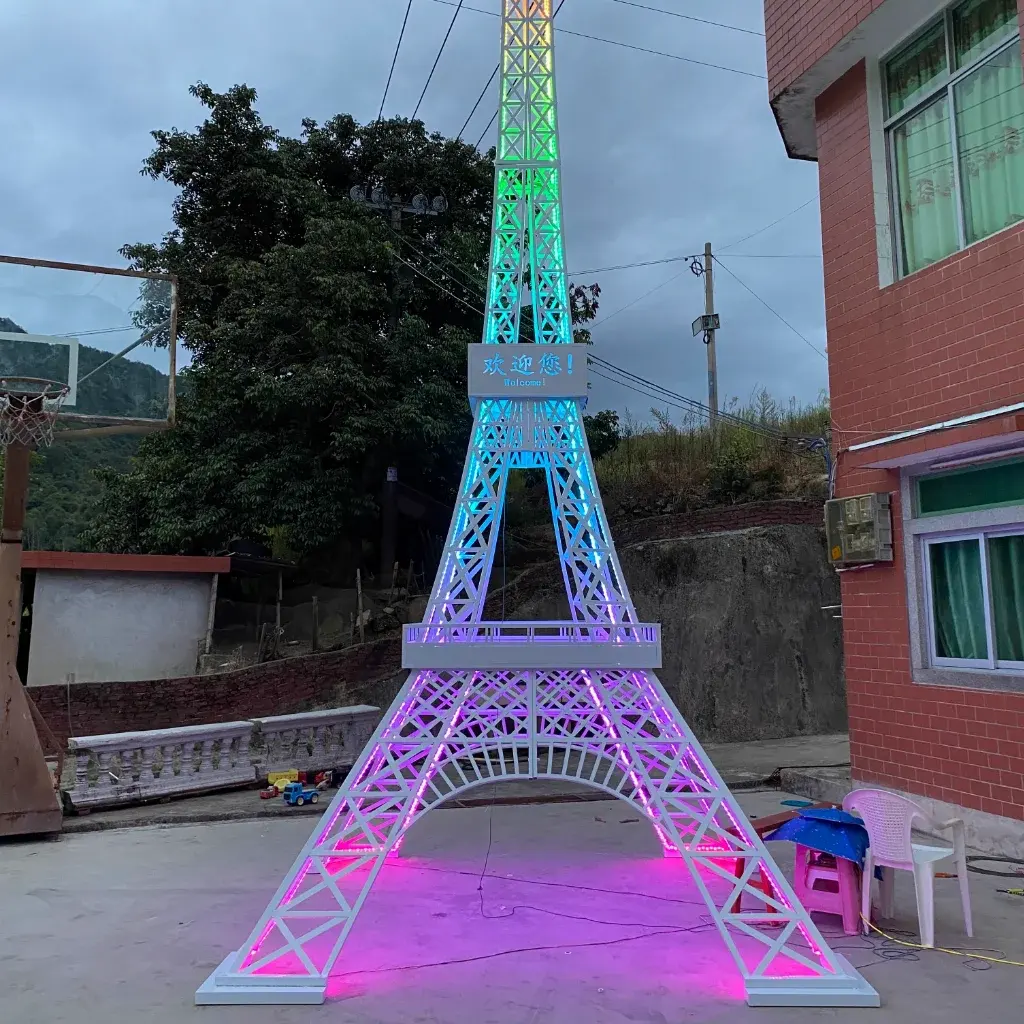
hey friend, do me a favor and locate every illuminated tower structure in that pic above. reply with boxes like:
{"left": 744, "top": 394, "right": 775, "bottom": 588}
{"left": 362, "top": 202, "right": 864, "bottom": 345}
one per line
{"left": 196, "top": 1, "right": 878, "bottom": 1009}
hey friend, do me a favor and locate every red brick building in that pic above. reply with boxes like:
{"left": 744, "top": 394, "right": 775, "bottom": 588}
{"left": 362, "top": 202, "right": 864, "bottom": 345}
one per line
{"left": 764, "top": 0, "right": 1024, "bottom": 846}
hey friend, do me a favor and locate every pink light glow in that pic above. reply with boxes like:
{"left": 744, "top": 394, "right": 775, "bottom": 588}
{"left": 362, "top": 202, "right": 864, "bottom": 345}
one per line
{"left": 581, "top": 670, "right": 674, "bottom": 854}
{"left": 391, "top": 674, "right": 476, "bottom": 854}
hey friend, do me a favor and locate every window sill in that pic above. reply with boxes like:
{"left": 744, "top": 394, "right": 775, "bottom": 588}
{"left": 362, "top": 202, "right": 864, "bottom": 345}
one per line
{"left": 913, "top": 665, "right": 1024, "bottom": 694}
{"left": 885, "top": 217, "right": 1024, "bottom": 290}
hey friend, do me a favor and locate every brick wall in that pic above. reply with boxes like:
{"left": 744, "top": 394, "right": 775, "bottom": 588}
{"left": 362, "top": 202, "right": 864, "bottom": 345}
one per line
{"left": 816, "top": 48, "right": 1024, "bottom": 821}
{"left": 818, "top": 62, "right": 1024, "bottom": 441}
{"left": 32, "top": 633, "right": 402, "bottom": 746}
{"left": 30, "top": 499, "right": 824, "bottom": 743}
{"left": 765, "top": 0, "right": 884, "bottom": 98}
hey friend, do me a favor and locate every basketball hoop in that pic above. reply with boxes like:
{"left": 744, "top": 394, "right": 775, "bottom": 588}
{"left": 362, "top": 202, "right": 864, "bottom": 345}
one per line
{"left": 0, "top": 377, "right": 70, "bottom": 449}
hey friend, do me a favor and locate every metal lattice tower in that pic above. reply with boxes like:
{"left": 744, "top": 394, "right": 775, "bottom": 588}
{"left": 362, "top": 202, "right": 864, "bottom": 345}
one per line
{"left": 196, "top": 1, "right": 878, "bottom": 1008}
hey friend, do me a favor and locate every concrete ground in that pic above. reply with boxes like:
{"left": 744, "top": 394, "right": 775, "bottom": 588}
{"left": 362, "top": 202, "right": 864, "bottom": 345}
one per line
{"left": 61, "top": 733, "right": 851, "bottom": 833}
{"left": 4, "top": 784, "right": 1023, "bottom": 1024}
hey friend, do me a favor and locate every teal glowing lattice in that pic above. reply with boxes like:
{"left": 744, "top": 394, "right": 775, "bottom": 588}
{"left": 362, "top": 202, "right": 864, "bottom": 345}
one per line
{"left": 485, "top": 1, "right": 571, "bottom": 347}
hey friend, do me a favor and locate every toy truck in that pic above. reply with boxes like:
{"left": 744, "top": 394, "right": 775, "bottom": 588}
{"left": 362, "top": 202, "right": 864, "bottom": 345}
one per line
{"left": 281, "top": 781, "right": 320, "bottom": 807}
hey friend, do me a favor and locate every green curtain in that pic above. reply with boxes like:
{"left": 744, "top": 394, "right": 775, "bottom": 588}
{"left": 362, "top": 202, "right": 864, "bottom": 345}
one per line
{"left": 955, "top": 44, "right": 1024, "bottom": 243}
{"left": 953, "top": 0, "right": 1019, "bottom": 69}
{"left": 894, "top": 96, "right": 961, "bottom": 274}
{"left": 887, "top": 21, "right": 947, "bottom": 115}
{"left": 930, "top": 539, "right": 989, "bottom": 660}
{"left": 988, "top": 534, "right": 1024, "bottom": 661}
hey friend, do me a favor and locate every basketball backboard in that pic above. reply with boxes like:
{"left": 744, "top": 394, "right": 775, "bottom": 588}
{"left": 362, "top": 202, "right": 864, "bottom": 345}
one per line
{"left": 0, "top": 255, "right": 182, "bottom": 439}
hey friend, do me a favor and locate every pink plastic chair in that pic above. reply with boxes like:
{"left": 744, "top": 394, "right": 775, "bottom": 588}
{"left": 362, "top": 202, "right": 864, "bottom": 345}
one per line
{"left": 843, "top": 788, "right": 972, "bottom": 948}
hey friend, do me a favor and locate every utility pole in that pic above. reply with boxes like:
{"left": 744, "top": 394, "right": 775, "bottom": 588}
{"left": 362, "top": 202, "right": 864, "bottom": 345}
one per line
{"left": 690, "top": 242, "right": 721, "bottom": 432}
{"left": 348, "top": 186, "right": 449, "bottom": 582}
{"left": 703, "top": 242, "right": 718, "bottom": 430}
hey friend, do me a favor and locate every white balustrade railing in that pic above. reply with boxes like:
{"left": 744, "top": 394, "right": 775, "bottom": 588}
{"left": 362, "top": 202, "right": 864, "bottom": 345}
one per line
{"left": 251, "top": 706, "right": 380, "bottom": 778}
{"left": 63, "top": 705, "right": 381, "bottom": 811}
{"left": 405, "top": 621, "right": 660, "bottom": 645}
{"left": 65, "top": 721, "right": 255, "bottom": 809}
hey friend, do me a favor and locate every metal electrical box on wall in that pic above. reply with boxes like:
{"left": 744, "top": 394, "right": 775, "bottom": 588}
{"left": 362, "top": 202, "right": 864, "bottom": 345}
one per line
{"left": 824, "top": 493, "right": 893, "bottom": 568}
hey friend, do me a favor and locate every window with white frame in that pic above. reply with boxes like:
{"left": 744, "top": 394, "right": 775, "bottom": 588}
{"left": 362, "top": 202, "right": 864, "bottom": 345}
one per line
{"left": 916, "top": 458, "right": 1024, "bottom": 672}
{"left": 884, "top": 0, "right": 1024, "bottom": 276}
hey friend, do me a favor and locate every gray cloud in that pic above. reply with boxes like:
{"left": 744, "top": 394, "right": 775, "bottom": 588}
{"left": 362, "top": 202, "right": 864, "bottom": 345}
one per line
{"left": 0, "top": 0, "right": 826, "bottom": 418}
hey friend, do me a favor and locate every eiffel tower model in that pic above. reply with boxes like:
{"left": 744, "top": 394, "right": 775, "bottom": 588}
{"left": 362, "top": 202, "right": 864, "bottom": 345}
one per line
{"left": 196, "top": 1, "right": 878, "bottom": 1009}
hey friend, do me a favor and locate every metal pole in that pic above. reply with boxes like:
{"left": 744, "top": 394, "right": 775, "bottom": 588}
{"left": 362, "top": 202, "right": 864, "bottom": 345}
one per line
{"left": 0, "top": 442, "right": 62, "bottom": 836}
{"left": 704, "top": 242, "right": 718, "bottom": 431}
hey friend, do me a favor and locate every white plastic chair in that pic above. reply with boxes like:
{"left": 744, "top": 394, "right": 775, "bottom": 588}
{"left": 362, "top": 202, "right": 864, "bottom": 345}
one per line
{"left": 843, "top": 787, "right": 972, "bottom": 948}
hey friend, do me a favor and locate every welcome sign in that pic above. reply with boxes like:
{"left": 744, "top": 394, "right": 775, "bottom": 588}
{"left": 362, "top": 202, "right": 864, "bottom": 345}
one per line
{"left": 467, "top": 343, "right": 589, "bottom": 398}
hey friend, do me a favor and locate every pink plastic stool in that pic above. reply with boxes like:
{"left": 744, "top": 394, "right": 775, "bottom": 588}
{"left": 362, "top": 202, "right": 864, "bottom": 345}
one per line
{"left": 792, "top": 845, "right": 862, "bottom": 935}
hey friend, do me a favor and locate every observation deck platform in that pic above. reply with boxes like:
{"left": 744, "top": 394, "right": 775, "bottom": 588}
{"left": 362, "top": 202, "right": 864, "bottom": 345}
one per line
{"left": 401, "top": 621, "right": 662, "bottom": 670}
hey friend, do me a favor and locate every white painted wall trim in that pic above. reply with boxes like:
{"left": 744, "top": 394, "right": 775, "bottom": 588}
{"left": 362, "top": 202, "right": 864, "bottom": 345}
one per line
{"left": 864, "top": 58, "right": 896, "bottom": 289}
{"left": 847, "top": 400, "right": 1024, "bottom": 452}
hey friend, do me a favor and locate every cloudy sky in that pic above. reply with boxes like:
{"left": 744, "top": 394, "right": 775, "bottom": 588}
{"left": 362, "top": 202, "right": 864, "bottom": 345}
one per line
{"left": 0, "top": 0, "right": 827, "bottom": 422}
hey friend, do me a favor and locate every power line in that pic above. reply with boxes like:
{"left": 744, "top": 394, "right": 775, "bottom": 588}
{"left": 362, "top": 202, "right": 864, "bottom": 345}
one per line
{"left": 570, "top": 255, "right": 694, "bottom": 276}
{"left": 545, "top": 23, "right": 765, "bottom": 79}
{"left": 568, "top": 251, "right": 821, "bottom": 276}
{"left": 713, "top": 255, "right": 827, "bottom": 360}
{"left": 383, "top": 236, "right": 825, "bottom": 450}
{"left": 595, "top": 267, "right": 689, "bottom": 327}
{"left": 449, "top": 0, "right": 764, "bottom": 146}
{"left": 588, "top": 354, "right": 813, "bottom": 447}
{"left": 413, "top": 0, "right": 465, "bottom": 120}
{"left": 724, "top": 253, "right": 822, "bottom": 259}
{"left": 459, "top": 65, "right": 497, "bottom": 139}
{"left": 394, "top": 252, "right": 485, "bottom": 319}
{"left": 608, "top": 0, "right": 765, "bottom": 38}
{"left": 430, "top": 0, "right": 764, "bottom": 77}
{"left": 720, "top": 195, "right": 819, "bottom": 252}
{"left": 380, "top": 0, "right": 416, "bottom": 121}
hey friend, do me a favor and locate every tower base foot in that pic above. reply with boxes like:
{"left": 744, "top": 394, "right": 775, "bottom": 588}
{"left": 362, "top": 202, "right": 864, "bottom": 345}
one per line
{"left": 195, "top": 953, "right": 326, "bottom": 1005}
{"left": 744, "top": 955, "right": 880, "bottom": 1007}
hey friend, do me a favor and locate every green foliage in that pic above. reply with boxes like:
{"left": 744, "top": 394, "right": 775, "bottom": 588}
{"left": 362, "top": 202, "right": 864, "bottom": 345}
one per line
{"left": 85, "top": 84, "right": 497, "bottom": 559}
{"left": 26, "top": 437, "right": 140, "bottom": 551}
{"left": 593, "top": 389, "right": 831, "bottom": 516}
{"left": 583, "top": 409, "right": 621, "bottom": 459}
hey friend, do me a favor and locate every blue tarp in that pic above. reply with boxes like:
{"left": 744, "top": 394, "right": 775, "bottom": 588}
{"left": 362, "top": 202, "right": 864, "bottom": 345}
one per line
{"left": 762, "top": 808, "right": 870, "bottom": 867}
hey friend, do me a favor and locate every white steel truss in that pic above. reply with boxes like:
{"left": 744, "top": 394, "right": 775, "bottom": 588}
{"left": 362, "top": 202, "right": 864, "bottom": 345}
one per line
{"left": 195, "top": 0, "right": 878, "bottom": 1009}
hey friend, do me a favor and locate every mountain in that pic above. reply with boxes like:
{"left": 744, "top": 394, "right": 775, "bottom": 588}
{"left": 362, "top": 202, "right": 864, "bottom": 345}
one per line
{"left": 0, "top": 317, "right": 169, "bottom": 419}
{"left": 0, "top": 316, "right": 171, "bottom": 550}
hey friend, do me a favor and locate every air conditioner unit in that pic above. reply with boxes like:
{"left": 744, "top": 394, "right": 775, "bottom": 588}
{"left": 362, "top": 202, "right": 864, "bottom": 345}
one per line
{"left": 824, "top": 492, "right": 893, "bottom": 568}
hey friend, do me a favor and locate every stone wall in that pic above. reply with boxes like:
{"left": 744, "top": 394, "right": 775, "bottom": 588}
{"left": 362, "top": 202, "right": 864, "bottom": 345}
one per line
{"left": 33, "top": 500, "right": 839, "bottom": 745}
{"left": 501, "top": 524, "right": 846, "bottom": 743}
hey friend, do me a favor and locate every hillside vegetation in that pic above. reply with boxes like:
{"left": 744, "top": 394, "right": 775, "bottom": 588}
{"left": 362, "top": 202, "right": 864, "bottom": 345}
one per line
{"left": 501, "top": 390, "right": 831, "bottom": 568}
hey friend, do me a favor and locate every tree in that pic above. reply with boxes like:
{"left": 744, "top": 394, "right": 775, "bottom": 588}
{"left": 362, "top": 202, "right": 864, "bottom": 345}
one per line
{"left": 583, "top": 409, "right": 621, "bottom": 459}
{"left": 86, "top": 85, "right": 493, "bottom": 561}
{"left": 86, "top": 84, "right": 604, "bottom": 566}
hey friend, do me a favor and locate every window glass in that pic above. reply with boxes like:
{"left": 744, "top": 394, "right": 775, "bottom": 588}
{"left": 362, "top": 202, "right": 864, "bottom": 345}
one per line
{"left": 892, "top": 95, "right": 961, "bottom": 273}
{"left": 917, "top": 459, "right": 1024, "bottom": 515}
{"left": 988, "top": 534, "right": 1024, "bottom": 660}
{"left": 887, "top": 22, "right": 949, "bottom": 117}
{"left": 929, "top": 539, "right": 989, "bottom": 659}
{"left": 952, "top": 0, "right": 1019, "bottom": 68}
{"left": 955, "top": 45, "right": 1024, "bottom": 243}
